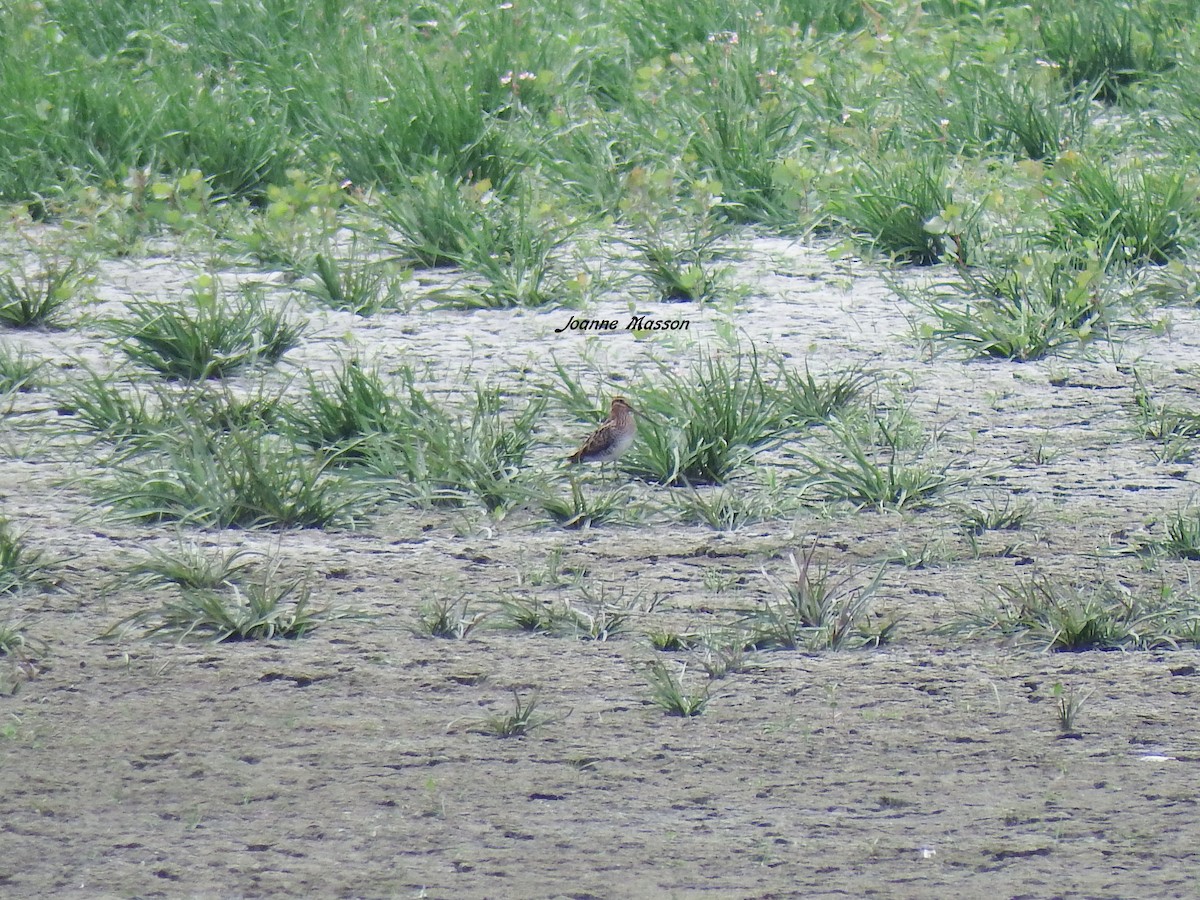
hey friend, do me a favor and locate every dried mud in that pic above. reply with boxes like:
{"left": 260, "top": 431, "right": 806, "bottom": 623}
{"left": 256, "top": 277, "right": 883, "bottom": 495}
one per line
{"left": 2, "top": 235, "right": 1200, "bottom": 899}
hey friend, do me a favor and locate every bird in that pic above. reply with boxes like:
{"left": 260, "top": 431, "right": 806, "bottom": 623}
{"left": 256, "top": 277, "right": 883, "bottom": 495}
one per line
{"left": 567, "top": 397, "right": 637, "bottom": 467}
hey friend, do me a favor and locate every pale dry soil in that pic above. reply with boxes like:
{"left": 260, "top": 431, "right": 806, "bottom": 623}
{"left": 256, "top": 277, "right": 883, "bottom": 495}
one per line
{"left": 2, "top": 232, "right": 1200, "bottom": 899}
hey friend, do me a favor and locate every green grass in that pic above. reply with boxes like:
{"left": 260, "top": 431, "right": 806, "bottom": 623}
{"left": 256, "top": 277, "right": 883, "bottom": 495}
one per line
{"left": 98, "top": 421, "right": 365, "bottom": 529}
{"left": 740, "top": 543, "right": 892, "bottom": 651}
{"left": 958, "top": 495, "right": 1038, "bottom": 536}
{"left": 554, "top": 347, "right": 865, "bottom": 486}
{"left": 0, "top": 516, "right": 51, "bottom": 595}
{"left": 414, "top": 596, "right": 487, "bottom": 639}
{"left": 951, "top": 575, "right": 1199, "bottom": 651}
{"left": 912, "top": 253, "right": 1113, "bottom": 360}
{"left": 357, "top": 384, "right": 544, "bottom": 513}
{"left": 120, "top": 539, "right": 258, "bottom": 591}
{"left": 802, "top": 426, "right": 968, "bottom": 511}
{"left": 823, "top": 152, "right": 954, "bottom": 265}
{"left": 101, "top": 566, "right": 359, "bottom": 642}
{"left": 0, "top": 346, "right": 43, "bottom": 395}
{"left": 302, "top": 249, "right": 407, "bottom": 317}
{"left": 645, "top": 661, "right": 710, "bottom": 717}
{"left": 116, "top": 278, "right": 303, "bottom": 380}
{"left": 1052, "top": 682, "right": 1093, "bottom": 734}
{"left": 540, "top": 480, "right": 635, "bottom": 529}
{"left": 1036, "top": 0, "right": 1181, "bottom": 102}
{"left": 0, "top": 257, "right": 90, "bottom": 329}
{"left": 474, "top": 690, "right": 557, "bottom": 738}
{"left": 1046, "top": 163, "right": 1198, "bottom": 267}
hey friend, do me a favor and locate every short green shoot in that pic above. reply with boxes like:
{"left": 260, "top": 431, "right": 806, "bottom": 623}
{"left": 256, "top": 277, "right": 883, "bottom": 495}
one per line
{"left": 694, "top": 636, "right": 753, "bottom": 679}
{"left": 668, "top": 485, "right": 796, "bottom": 531}
{"left": 491, "top": 593, "right": 589, "bottom": 635}
{"left": 1157, "top": 507, "right": 1200, "bottom": 560}
{"left": 0, "top": 619, "right": 42, "bottom": 658}
{"left": 1051, "top": 682, "right": 1093, "bottom": 734}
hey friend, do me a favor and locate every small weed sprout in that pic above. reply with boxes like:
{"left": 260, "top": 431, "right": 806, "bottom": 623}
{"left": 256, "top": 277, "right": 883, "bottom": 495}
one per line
{"left": 1051, "top": 682, "right": 1093, "bottom": 734}
{"left": 0, "top": 619, "right": 45, "bottom": 658}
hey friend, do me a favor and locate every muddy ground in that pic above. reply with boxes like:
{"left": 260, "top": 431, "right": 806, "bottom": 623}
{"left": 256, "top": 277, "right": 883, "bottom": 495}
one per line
{"left": 2, "top": 233, "right": 1200, "bottom": 899}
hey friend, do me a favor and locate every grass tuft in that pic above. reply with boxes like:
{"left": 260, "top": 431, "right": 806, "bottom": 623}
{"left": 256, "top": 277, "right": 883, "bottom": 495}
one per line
{"left": 102, "top": 564, "right": 357, "bottom": 642}
{"left": 645, "top": 660, "right": 709, "bottom": 717}
{"left": 741, "top": 543, "right": 892, "bottom": 651}
{"left": 116, "top": 278, "right": 303, "bottom": 380}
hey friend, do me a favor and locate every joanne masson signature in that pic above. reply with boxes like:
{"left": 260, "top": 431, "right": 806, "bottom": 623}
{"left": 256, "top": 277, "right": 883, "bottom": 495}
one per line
{"left": 554, "top": 315, "right": 692, "bottom": 333}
